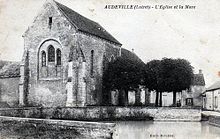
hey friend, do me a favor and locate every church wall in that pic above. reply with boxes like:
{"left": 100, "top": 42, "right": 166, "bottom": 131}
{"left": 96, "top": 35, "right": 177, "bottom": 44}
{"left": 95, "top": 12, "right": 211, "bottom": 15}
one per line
{"left": 23, "top": 2, "right": 77, "bottom": 107}
{"left": 76, "top": 33, "right": 120, "bottom": 105}
{"left": 105, "top": 43, "right": 121, "bottom": 62}
{"left": 22, "top": 1, "right": 121, "bottom": 107}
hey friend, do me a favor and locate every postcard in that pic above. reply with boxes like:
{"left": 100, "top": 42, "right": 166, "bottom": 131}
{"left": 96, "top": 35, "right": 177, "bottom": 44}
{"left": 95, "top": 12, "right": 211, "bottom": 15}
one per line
{"left": 0, "top": 0, "right": 220, "bottom": 139}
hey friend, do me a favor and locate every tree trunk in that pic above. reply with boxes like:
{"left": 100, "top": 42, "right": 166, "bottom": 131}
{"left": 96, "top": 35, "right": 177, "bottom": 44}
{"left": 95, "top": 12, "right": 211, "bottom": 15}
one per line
{"left": 173, "top": 92, "right": 177, "bottom": 107}
{"left": 124, "top": 89, "right": 128, "bottom": 106}
{"left": 155, "top": 92, "right": 159, "bottom": 107}
{"left": 135, "top": 89, "right": 141, "bottom": 106}
{"left": 118, "top": 89, "right": 123, "bottom": 106}
{"left": 118, "top": 89, "right": 128, "bottom": 106}
{"left": 159, "top": 92, "right": 162, "bottom": 107}
{"left": 145, "top": 88, "right": 150, "bottom": 106}
{"left": 108, "top": 91, "right": 111, "bottom": 105}
{"left": 103, "top": 87, "right": 111, "bottom": 106}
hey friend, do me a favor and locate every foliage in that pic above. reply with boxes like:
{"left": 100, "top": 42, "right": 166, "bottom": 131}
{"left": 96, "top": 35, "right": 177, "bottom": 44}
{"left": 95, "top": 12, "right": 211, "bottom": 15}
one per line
{"left": 144, "top": 60, "right": 161, "bottom": 106}
{"left": 103, "top": 56, "right": 145, "bottom": 92}
{"left": 159, "top": 58, "right": 194, "bottom": 92}
{"left": 144, "top": 60, "right": 161, "bottom": 92}
{"left": 144, "top": 58, "right": 194, "bottom": 106}
{"left": 0, "top": 60, "right": 20, "bottom": 77}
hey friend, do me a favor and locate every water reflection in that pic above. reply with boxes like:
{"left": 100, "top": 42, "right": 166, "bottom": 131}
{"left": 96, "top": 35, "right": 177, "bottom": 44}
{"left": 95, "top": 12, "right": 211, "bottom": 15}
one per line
{"left": 1, "top": 121, "right": 220, "bottom": 139}
{"left": 113, "top": 121, "right": 220, "bottom": 139}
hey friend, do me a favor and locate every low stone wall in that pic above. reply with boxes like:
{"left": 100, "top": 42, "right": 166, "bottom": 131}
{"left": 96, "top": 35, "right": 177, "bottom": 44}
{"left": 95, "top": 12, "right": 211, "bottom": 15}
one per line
{"left": 209, "top": 115, "right": 220, "bottom": 127}
{"left": 0, "top": 116, "right": 115, "bottom": 139}
{"left": 0, "top": 77, "right": 20, "bottom": 107}
{"left": 153, "top": 107, "right": 201, "bottom": 121}
{"left": 0, "top": 107, "right": 201, "bottom": 121}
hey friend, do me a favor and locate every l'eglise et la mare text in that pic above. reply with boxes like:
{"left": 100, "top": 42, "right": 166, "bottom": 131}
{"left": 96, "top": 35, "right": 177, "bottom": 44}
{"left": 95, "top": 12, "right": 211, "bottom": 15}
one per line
{"left": 155, "top": 5, "right": 196, "bottom": 10}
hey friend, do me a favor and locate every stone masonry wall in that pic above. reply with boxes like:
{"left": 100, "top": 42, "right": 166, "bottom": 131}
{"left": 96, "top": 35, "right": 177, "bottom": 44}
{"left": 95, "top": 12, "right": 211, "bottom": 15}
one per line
{"left": 22, "top": 1, "right": 120, "bottom": 107}
{"left": 76, "top": 33, "right": 120, "bottom": 105}
{"left": 0, "top": 107, "right": 201, "bottom": 121}
{"left": 209, "top": 115, "right": 220, "bottom": 127}
{"left": 23, "top": 1, "right": 76, "bottom": 107}
{"left": 0, "top": 77, "right": 20, "bottom": 107}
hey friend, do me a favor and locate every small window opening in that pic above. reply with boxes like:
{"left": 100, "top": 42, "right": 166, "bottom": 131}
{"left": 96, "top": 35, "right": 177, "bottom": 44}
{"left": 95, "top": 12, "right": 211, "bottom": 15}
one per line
{"left": 90, "top": 50, "right": 94, "bottom": 76}
{"left": 49, "top": 17, "right": 52, "bottom": 29}
{"left": 42, "top": 51, "right": 46, "bottom": 67}
{"left": 57, "top": 49, "right": 61, "bottom": 66}
{"left": 48, "top": 45, "right": 55, "bottom": 62}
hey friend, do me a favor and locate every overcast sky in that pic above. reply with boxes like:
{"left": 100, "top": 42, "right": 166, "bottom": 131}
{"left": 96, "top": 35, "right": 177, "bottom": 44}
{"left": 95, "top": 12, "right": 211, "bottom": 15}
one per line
{"left": 0, "top": 0, "right": 220, "bottom": 86}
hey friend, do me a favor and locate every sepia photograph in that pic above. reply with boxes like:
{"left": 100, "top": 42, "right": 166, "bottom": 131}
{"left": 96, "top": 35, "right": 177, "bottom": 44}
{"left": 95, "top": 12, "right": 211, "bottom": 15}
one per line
{"left": 0, "top": 0, "right": 220, "bottom": 138}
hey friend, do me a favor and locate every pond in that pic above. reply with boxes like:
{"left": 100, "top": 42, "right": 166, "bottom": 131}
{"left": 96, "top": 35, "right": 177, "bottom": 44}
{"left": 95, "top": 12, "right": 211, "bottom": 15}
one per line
{"left": 1, "top": 120, "right": 220, "bottom": 139}
{"left": 113, "top": 121, "right": 220, "bottom": 139}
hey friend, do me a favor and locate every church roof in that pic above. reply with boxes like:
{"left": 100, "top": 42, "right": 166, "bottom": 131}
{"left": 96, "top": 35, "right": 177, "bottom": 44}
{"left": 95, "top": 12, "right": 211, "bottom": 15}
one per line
{"left": 192, "top": 74, "right": 205, "bottom": 86}
{"left": 55, "top": 1, "right": 121, "bottom": 45}
{"left": 121, "top": 48, "right": 144, "bottom": 65}
{"left": 206, "top": 81, "right": 220, "bottom": 92}
{"left": 0, "top": 61, "right": 20, "bottom": 78}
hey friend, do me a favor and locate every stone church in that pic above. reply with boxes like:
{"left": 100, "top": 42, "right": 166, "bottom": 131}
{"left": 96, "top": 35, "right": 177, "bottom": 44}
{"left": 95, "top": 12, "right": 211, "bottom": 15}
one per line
{"left": 16, "top": 0, "right": 122, "bottom": 107}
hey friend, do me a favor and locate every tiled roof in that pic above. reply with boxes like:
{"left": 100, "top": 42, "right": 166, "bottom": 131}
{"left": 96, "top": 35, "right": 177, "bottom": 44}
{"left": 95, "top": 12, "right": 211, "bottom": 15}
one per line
{"left": 55, "top": 1, "right": 121, "bottom": 45}
{"left": 0, "top": 61, "right": 20, "bottom": 78}
{"left": 206, "top": 81, "right": 220, "bottom": 92}
{"left": 192, "top": 74, "right": 205, "bottom": 86}
{"left": 121, "top": 48, "right": 144, "bottom": 65}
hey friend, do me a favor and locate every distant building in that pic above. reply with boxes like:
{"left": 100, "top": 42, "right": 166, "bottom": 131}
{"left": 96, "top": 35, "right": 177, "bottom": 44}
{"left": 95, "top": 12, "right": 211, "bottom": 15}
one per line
{"left": 203, "top": 81, "right": 220, "bottom": 111}
{"left": 181, "top": 70, "right": 206, "bottom": 107}
{"left": 149, "top": 70, "right": 205, "bottom": 107}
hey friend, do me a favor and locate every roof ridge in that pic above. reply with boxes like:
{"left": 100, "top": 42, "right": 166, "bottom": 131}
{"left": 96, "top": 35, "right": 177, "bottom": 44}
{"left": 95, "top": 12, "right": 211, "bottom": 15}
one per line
{"left": 206, "top": 80, "right": 220, "bottom": 91}
{"left": 53, "top": 1, "right": 121, "bottom": 45}
{"left": 55, "top": 1, "right": 98, "bottom": 24}
{"left": 54, "top": 1, "right": 79, "bottom": 30}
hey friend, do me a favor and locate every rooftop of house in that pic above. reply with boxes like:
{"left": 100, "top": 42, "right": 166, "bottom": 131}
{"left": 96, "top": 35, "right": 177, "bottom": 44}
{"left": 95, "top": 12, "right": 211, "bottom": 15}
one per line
{"left": 121, "top": 48, "right": 144, "bottom": 65}
{"left": 0, "top": 60, "right": 20, "bottom": 78}
{"left": 192, "top": 73, "right": 205, "bottom": 86}
{"left": 206, "top": 80, "right": 220, "bottom": 92}
{"left": 54, "top": 1, "right": 121, "bottom": 45}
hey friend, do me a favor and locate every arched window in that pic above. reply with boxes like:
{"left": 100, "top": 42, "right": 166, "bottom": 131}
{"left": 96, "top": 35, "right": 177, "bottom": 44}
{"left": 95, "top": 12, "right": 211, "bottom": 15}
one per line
{"left": 41, "top": 51, "right": 46, "bottom": 67}
{"left": 57, "top": 49, "right": 61, "bottom": 65}
{"left": 90, "top": 50, "right": 94, "bottom": 76}
{"left": 48, "top": 45, "right": 55, "bottom": 62}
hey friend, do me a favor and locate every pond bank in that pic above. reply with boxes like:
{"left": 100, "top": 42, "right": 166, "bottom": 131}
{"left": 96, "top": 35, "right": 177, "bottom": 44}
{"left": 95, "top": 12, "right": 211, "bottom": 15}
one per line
{"left": 202, "top": 111, "right": 220, "bottom": 127}
{"left": 0, "top": 116, "right": 115, "bottom": 139}
{"left": 0, "top": 107, "right": 201, "bottom": 121}
{"left": 0, "top": 107, "right": 202, "bottom": 139}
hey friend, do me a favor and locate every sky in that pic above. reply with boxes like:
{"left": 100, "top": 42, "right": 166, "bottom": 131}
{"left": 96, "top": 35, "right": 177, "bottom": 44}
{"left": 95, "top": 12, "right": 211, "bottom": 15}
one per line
{"left": 0, "top": 0, "right": 220, "bottom": 86}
